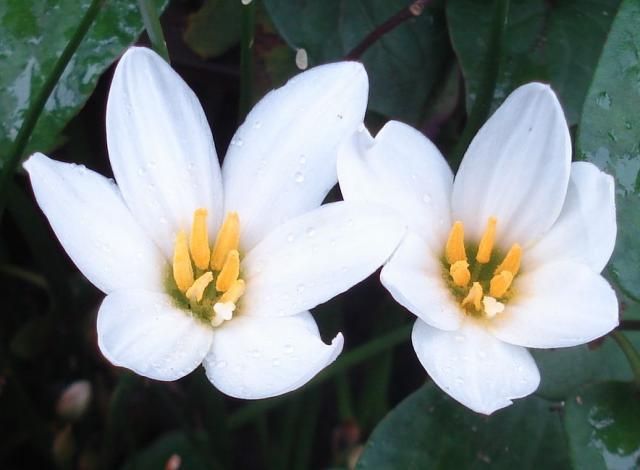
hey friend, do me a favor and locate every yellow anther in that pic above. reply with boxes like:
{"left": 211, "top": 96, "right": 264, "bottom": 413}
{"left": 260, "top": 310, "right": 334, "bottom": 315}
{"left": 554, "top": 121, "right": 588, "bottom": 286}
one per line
{"left": 495, "top": 243, "right": 522, "bottom": 277}
{"left": 173, "top": 231, "right": 194, "bottom": 293}
{"left": 189, "top": 208, "right": 211, "bottom": 270}
{"left": 489, "top": 270, "right": 514, "bottom": 298}
{"left": 476, "top": 217, "right": 497, "bottom": 264}
{"left": 449, "top": 260, "right": 471, "bottom": 287}
{"left": 219, "top": 279, "right": 245, "bottom": 304}
{"left": 211, "top": 212, "right": 240, "bottom": 271}
{"left": 216, "top": 250, "right": 240, "bottom": 292}
{"left": 185, "top": 272, "right": 214, "bottom": 303}
{"left": 445, "top": 221, "right": 467, "bottom": 264}
{"left": 461, "top": 282, "right": 483, "bottom": 311}
{"left": 482, "top": 296, "right": 505, "bottom": 319}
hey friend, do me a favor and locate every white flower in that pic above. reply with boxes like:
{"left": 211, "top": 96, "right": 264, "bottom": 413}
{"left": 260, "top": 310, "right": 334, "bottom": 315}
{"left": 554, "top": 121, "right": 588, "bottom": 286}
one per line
{"left": 338, "top": 83, "right": 619, "bottom": 414}
{"left": 25, "top": 47, "right": 405, "bottom": 399}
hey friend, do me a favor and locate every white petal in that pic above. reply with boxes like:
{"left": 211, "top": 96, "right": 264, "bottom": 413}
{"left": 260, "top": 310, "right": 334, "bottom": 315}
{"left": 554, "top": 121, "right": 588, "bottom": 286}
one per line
{"left": 489, "top": 260, "right": 619, "bottom": 348}
{"left": 337, "top": 120, "right": 453, "bottom": 251}
{"left": 23, "top": 153, "right": 165, "bottom": 294}
{"left": 412, "top": 319, "right": 540, "bottom": 415}
{"left": 97, "top": 290, "right": 212, "bottom": 381}
{"left": 452, "top": 83, "right": 571, "bottom": 248}
{"left": 222, "top": 62, "right": 368, "bottom": 250}
{"left": 527, "top": 162, "right": 616, "bottom": 273}
{"left": 240, "top": 201, "right": 405, "bottom": 317}
{"left": 380, "top": 232, "right": 462, "bottom": 331}
{"left": 106, "top": 47, "right": 223, "bottom": 257}
{"left": 203, "top": 312, "right": 343, "bottom": 399}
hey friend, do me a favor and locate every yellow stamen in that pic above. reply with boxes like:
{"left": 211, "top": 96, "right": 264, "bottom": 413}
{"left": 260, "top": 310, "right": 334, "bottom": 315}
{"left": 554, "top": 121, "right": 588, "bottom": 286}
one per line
{"left": 495, "top": 243, "right": 522, "bottom": 276}
{"left": 445, "top": 221, "right": 467, "bottom": 264}
{"left": 461, "top": 282, "right": 483, "bottom": 311}
{"left": 476, "top": 217, "right": 497, "bottom": 264}
{"left": 189, "top": 208, "right": 211, "bottom": 270}
{"left": 482, "top": 296, "right": 505, "bottom": 318}
{"left": 489, "top": 270, "right": 514, "bottom": 298}
{"left": 449, "top": 260, "right": 470, "bottom": 287}
{"left": 185, "top": 272, "right": 214, "bottom": 302}
{"left": 173, "top": 231, "right": 194, "bottom": 293}
{"left": 218, "top": 279, "right": 245, "bottom": 305}
{"left": 211, "top": 212, "right": 240, "bottom": 271}
{"left": 216, "top": 250, "right": 240, "bottom": 292}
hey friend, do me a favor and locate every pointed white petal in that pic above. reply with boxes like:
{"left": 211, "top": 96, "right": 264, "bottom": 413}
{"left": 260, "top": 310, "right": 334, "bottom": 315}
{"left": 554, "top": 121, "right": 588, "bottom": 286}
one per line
{"left": 380, "top": 232, "right": 462, "bottom": 331}
{"left": 203, "top": 312, "right": 343, "bottom": 399}
{"left": 527, "top": 162, "right": 616, "bottom": 272}
{"left": 106, "top": 47, "right": 223, "bottom": 257}
{"left": 489, "top": 260, "right": 619, "bottom": 348}
{"left": 338, "top": 121, "right": 453, "bottom": 252}
{"left": 240, "top": 201, "right": 405, "bottom": 317}
{"left": 222, "top": 62, "right": 368, "bottom": 250}
{"left": 412, "top": 319, "right": 540, "bottom": 415}
{"left": 452, "top": 83, "right": 571, "bottom": 248}
{"left": 24, "top": 153, "right": 165, "bottom": 294}
{"left": 97, "top": 290, "right": 212, "bottom": 381}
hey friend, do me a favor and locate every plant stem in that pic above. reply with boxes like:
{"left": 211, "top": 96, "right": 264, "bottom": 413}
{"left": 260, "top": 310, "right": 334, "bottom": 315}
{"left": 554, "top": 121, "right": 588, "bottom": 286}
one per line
{"left": 619, "top": 320, "right": 640, "bottom": 331}
{"left": 345, "top": 0, "right": 431, "bottom": 60}
{"left": 612, "top": 331, "right": 640, "bottom": 389}
{"left": 227, "top": 324, "right": 412, "bottom": 429}
{"left": 450, "top": 0, "right": 510, "bottom": 167}
{"left": 238, "top": 0, "right": 256, "bottom": 121}
{"left": 0, "top": 0, "right": 105, "bottom": 218}
{"left": 137, "top": 0, "right": 170, "bottom": 62}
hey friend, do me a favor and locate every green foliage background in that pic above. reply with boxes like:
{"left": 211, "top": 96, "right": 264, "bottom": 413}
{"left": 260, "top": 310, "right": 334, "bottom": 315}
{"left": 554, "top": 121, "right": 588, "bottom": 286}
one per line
{"left": 0, "top": 0, "right": 639, "bottom": 468}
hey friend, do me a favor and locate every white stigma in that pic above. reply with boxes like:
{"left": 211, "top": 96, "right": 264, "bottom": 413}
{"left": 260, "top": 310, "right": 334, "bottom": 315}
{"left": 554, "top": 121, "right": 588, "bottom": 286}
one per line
{"left": 482, "top": 296, "right": 505, "bottom": 319}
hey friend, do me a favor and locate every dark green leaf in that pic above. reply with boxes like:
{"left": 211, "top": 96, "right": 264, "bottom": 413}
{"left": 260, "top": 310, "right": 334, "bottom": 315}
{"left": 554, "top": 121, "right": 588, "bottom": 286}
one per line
{"left": 263, "top": 0, "right": 449, "bottom": 124}
{"left": 564, "top": 381, "right": 640, "bottom": 470}
{"left": 356, "top": 383, "right": 570, "bottom": 469}
{"left": 577, "top": 0, "right": 640, "bottom": 301}
{"left": 447, "top": 0, "right": 620, "bottom": 125}
{"left": 533, "top": 336, "right": 637, "bottom": 401}
{"left": 0, "top": 0, "right": 167, "bottom": 161}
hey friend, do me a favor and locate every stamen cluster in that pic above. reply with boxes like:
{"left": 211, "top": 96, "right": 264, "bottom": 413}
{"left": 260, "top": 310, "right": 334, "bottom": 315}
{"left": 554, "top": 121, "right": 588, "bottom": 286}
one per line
{"left": 170, "top": 209, "right": 245, "bottom": 326}
{"left": 443, "top": 217, "right": 522, "bottom": 319}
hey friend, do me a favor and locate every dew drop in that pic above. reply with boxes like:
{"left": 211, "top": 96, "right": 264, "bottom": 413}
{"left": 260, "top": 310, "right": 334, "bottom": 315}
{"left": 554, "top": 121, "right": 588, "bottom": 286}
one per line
{"left": 422, "top": 193, "right": 432, "bottom": 204}
{"left": 236, "top": 138, "right": 244, "bottom": 147}
{"left": 305, "top": 227, "right": 315, "bottom": 237}
{"left": 284, "top": 344, "right": 294, "bottom": 354}
{"left": 296, "top": 284, "right": 305, "bottom": 294}
{"left": 295, "top": 48, "right": 308, "bottom": 70}
{"left": 454, "top": 335, "right": 465, "bottom": 343}
{"left": 625, "top": 121, "right": 632, "bottom": 130}
{"left": 357, "top": 123, "right": 366, "bottom": 133}
{"left": 477, "top": 350, "right": 487, "bottom": 359}
{"left": 272, "top": 358, "right": 281, "bottom": 367}
{"left": 455, "top": 376, "right": 465, "bottom": 385}
{"left": 241, "top": 0, "right": 252, "bottom": 4}
{"left": 137, "top": 167, "right": 145, "bottom": 176}
{"left": 299, "top": 155, "right": 307, "bottom": 165}
{"left": 595, "top": 91, "right": 611, "bottom": 110}
{"left": 294, "top": 171, "right": 305, "bottom": 183}
{"left": 253, "top": 120, "right": 262, "bottom": 129}
{"left": 249, "top": 349, "right": 260, "bottom": 358}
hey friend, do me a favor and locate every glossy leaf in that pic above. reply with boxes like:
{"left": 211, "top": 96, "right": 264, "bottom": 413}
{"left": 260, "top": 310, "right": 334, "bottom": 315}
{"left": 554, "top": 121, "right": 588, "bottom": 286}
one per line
{"left": 564, "top": 382, "right": 640, "bottom": 470}
{"left": 576, "top": 0, "right": 640, "bottom": 301}
{"left": 447, "top": 0, "right": 620, "bottom": 125}
{"left": 356, "top": 383, "right": 570, "bottom": 469}
{"left": 263, "top": 0, "right": 449, "bottom": 123}
{"left": 0, "top": 0, "right": 167, "bottom": 162}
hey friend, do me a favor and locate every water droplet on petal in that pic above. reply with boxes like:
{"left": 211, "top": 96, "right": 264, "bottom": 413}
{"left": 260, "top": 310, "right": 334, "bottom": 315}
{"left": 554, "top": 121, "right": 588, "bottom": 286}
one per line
{"left": 299, "top": 155, "right": 307, "bottom": 165}
{"left": 284, "top": 344, "right": 294, "bottom": 354}
{"left": 295, "top": 48, "right": 308, "bottom": 70}
{"left": 422, "top": 193, "right": 432, "bottom": 204}
{"left": 296, "top": 284, "right": 305, "bottom": 294}
{"left": 454, "top": 335, "right": 465, "bottom": 343}
{"left": 294, "top": 172, "right": 305, "bottom": 183}
{"left": 253, "top": 120, "right": 262, "bottom": 129}
{"left": 305, "top": 227, "right": 315, "bottom": 237}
